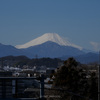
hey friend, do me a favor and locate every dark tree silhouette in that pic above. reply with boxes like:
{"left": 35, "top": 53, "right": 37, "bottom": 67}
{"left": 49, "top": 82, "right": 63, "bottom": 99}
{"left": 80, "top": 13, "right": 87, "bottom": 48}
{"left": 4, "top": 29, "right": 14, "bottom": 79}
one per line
{"left": 53, "top": 57, "right": 97, "bottom": 100}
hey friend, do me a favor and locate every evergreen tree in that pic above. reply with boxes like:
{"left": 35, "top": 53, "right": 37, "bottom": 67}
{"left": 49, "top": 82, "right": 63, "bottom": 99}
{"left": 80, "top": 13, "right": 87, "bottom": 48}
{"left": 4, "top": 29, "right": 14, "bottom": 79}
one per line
{"left": 53, "top": 57, "right": 94, "bottom": 100}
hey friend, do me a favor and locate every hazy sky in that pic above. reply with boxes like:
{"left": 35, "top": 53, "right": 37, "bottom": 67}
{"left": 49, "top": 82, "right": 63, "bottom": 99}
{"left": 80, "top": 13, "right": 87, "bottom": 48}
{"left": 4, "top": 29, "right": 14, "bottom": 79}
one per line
{"left": 0, "top": 0, "right": 100, "bottom": 51}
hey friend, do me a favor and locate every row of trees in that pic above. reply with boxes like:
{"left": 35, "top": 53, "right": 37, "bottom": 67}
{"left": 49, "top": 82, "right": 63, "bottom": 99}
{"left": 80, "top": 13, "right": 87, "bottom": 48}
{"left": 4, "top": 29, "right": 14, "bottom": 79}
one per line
{"left": 0, "top": 56, "right": 62, "bottom": 68}
{"left": 52, "top": 58, "right": 98, "bottom": 100}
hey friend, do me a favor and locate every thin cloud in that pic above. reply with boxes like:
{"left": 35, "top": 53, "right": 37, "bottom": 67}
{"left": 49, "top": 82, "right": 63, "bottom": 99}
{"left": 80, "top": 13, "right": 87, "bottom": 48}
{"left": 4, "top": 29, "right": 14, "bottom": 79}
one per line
{"left": 90, "top": 41, "right": 100, "bottom": 51}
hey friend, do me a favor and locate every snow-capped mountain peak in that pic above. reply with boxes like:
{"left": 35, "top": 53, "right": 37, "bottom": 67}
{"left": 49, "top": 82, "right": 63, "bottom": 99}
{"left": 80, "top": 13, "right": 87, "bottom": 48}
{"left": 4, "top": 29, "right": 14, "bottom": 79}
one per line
{"left": 16, "top": 33, "right": 82, "bottom": 50}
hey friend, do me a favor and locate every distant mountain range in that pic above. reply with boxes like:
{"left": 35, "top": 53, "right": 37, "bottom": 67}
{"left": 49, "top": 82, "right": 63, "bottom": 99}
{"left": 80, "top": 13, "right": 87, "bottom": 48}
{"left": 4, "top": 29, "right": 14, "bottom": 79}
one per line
{"left": 75, "top": 52, "right": 99, "bottom": 64}
{"left": 61, "top": 52, "right": 99, "bottom": 64}
{"left": 0, "top": 33, "right": 99, "bottom": 64}
{"left": 0, "top": 43, "right": 31, "bottom": 58}
{"left": 22, "top": 41, "right": 84, "bottom": 58}
{"left": 0, "top": 43, "right": 24, "bottom": 57}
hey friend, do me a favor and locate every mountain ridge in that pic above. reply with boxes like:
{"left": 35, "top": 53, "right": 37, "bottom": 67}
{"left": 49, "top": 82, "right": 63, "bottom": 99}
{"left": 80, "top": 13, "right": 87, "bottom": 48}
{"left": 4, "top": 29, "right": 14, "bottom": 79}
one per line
{"left": 22, "top": 41, "right": 84, "bottom": 58}
{"left": 0, "top": 42, "right": 98, "bottom": 64}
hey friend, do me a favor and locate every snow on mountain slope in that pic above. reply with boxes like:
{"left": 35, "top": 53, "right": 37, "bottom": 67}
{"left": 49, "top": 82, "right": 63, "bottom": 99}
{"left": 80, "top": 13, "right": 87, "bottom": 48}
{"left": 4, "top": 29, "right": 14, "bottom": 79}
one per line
{"left": 16, "top": 33, "right": 82, "bottom": 50}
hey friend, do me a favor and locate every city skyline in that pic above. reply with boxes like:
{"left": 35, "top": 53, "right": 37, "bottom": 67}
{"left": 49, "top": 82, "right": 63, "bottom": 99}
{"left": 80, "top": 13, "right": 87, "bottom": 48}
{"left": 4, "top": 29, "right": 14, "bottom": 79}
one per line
{"left": 0, "top": 0, "right": 100, "bottom": 51}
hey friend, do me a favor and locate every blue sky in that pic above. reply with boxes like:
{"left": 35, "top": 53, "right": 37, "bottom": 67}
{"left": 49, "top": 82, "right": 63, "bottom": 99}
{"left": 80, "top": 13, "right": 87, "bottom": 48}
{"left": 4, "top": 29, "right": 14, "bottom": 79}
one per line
{"left": 0, "top": 0, "right": 100, "bottom": 51}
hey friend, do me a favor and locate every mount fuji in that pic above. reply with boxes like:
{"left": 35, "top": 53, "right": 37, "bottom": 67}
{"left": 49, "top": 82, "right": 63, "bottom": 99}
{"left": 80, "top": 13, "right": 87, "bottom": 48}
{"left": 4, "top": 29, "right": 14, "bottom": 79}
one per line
{"left": 16, "top": 33, "right": 82, "bottom": 50}
{"left": 0, "top": 33, "right": 98, "bottom": 63}
{"left": 16, "top": 33, "right": 84, "bottom": 58}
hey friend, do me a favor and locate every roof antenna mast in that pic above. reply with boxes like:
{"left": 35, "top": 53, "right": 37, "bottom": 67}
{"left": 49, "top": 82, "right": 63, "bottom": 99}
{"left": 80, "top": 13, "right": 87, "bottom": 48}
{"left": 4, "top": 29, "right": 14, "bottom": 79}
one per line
{"left": 98, "top": 51, "right": 100, "bottom": 100}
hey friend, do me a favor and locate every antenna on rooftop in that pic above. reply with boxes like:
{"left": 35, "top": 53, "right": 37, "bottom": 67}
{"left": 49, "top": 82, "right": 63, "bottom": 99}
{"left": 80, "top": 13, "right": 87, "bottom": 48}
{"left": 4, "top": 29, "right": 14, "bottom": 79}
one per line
{"left": 98, "top": 50, "right": 100, "bottom": 100}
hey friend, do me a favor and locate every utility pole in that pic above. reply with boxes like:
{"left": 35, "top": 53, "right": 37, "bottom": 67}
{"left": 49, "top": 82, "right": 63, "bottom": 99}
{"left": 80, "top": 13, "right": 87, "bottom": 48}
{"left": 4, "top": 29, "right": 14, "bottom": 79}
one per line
{"left": 1, "top": 58, "right": 4, "bottom": 69}
{"left": 98, "top": 51, "right": 100, "bottom": 100}
{"left": 40, "top": 74, "right": 44, "bottom": 100}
